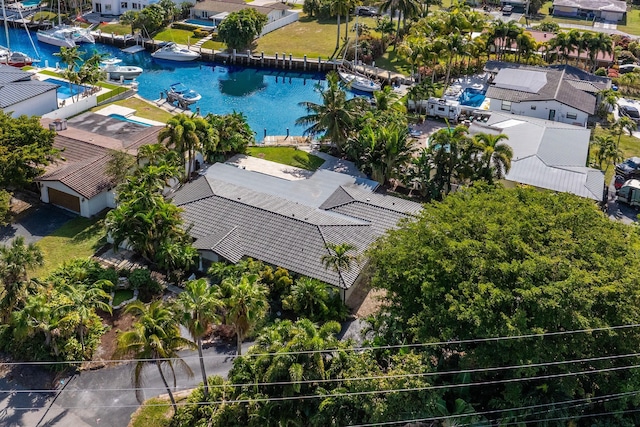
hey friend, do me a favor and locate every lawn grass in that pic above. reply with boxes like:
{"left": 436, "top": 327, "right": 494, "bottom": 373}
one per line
{"left": 247, "top": 146, "right": 325, "bottom": 170}
{"left": 97, "top": 23, "right": 132, "bottom": 36}
{"left": 254, "top": 14, "right": 380, "bottom": 60}
{"left": 617, "top": 8, "right": 640, "bottom": 36}
{"left": 91, "top": 97, "right": 174, "bottom": 123}
{"left": 112, "top": 289, "right": 134, "bottom": 306}
{"left": 155, "top": 28, "right": 203, "bottom": 46}
{"left": 31, "top": 214, "right": 107, "bottom": 280}
{"left": 38, "top": 69, "right": 62, "bottom": 77}
{"left": 376, "top": 46, "right": 412, "bottom": 76}
{"left": 593, "top": 125, "right": 640, "bottom": 183}
{"left": 129, "top": 397, "right": 173, "bottom": 427}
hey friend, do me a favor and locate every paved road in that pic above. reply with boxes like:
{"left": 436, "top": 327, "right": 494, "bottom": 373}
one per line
{"left": 0, "top": 341, "right": 240, "bottom": 427}
{"left": 0, "top": 205, "right": 75, "bottom": 245}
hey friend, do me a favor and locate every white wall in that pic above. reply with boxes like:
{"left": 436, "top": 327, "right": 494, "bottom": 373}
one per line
{"left": 261, "top": 11, "right": 299, "bottom": 36}
{"left": 488, "top": 98, "right": 589, "bottom": 126}
{"left": 3, "top": 91, "right": 58, "bottom": 118}
{"left": 93, "top": 0, "right": 149, "bottom": 15}
{"left": 40, "top": 181, "right": 114, "bottom": 218}
{"left": 42, "top": 95, "right": 97, "bottom": 120}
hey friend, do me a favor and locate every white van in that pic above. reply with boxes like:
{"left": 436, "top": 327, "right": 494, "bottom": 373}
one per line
{"left": 617, "top": 179, "right": 640, "bottom": 207}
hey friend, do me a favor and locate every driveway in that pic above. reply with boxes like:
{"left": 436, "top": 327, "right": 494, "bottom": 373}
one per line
{"left": 0, "top": 205, "right": 75, "bottom": 245}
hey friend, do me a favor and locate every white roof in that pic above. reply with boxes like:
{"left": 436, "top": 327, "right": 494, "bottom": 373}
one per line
{"left": 469, "top": 112, "right": 604, "bottom": 200}
{"left": 493, "top": 69, "right": 547, "bottom": 93}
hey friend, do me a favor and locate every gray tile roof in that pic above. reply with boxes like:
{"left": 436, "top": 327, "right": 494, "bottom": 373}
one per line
{"left": 0, "top": 80, "right": 58, "bottom": 108}
{"left": 469, "top": 112, "right": 604, "bottom": 200}
{"left": 0, "top": 64, "right": 32, "bottom": 83}
{"left": 553, "top": 0, "right": 627, "bottom": 12}
{"left": 174, "top": 165, "right": 423, "bottom": 288}
{"left": 484, "top": 62, "right": 610, "bottom": 114}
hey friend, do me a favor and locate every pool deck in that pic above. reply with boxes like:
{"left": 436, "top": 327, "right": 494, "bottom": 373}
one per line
{"left": 94, "top": 104, "right": 165, "bottom": 126}
{"left": 444, "top": 73, "right": 489, "bottom": 101}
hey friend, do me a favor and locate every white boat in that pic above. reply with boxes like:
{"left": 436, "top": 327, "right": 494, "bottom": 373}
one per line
{"left": 0, "top": 49, "right": 33, "bottom": 66}
{"left": 151, "top": 42, "right": 200, "bottom": 62}
{"left": 338, "top": 68, "right": 381, "bottom": 92}
{"left": 166, "top": 82, "right": 201, "bottom": 108}
{"left": 101, "top": 58, "right": 143, "bottom": 80}
{"left": 37, "top": 26, "right": 94, "bottom": 48}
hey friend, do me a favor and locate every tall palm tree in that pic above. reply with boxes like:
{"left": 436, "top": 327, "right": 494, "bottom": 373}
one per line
{"left": 613, "top": 116, "right": 638, "bottom": 148}
{"left": 58, "top": 282, "right": 112, "bottom": 354}
{"left": 282, "top": 277, "right": 330, "bottom": 321}
{"left": 598, "top": 88, "right": 620, "bottom": 118}
{"left": 297, "top": 71, "right": 363, "bottom": 153}
{"left": 158, "top": 114, "right": 207, "bottom": 182}
{"left": 177, "top": 278, "right": 223, "bottom": 399}
{"left": 587, "top": 32, "right": 613, "bottom": 72}
{"left": 223, "top": 273, "right": 269, "bottom": 355}
{"left": 379, "top": 0, "right": 420, "bottom": 43}
{"left": 136, "top": 143, "right": 170, "bottom": 166}
{"left": 473, "top": 132, "right": 513, "bottom": 183}
{"left": 0, "top": 236, "right": 44, "bottom": 322}
{"left": 53, "top": 46, "right": 84, "bottom": 70}
{"left": 115, "top": 300, "right": 194, "bottom": 412}
{"left": 591, "top": 134, "right": 621, "bottom": 173}
{"left": 550, "top": 31, "right": 572, "bottom": 64}
{"left": 321, "top": 242, "right": 358, "bottom": 291}
{"left": 330, "top": 0, "right": 351, "bottom": 51}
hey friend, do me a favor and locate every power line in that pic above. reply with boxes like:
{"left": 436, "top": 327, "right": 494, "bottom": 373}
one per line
{"left": 4, "top": 351, "right": 640, "bottom": 394}
{"left": 3, "top": 322, "right": 640, "bottom": 366}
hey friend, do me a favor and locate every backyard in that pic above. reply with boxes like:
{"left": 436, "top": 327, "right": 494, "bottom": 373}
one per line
{"left": 91, "top": 96, "right": 174, "bottom": 123}
{"left": 247, "top": 146, "right": 325, "bottom": 170}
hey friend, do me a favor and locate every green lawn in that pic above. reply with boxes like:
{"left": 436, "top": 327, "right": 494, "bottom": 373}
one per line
{"left": 112, "top": 289, "right": 134, "bottom": 306}
{"left": 31, "top": 214, "right": 107, "bottom": 280}
{"left": 255, "top": 14, "right": 380, "bottom": 59}
{"left": 91, "top": 97, "right": 174, "bottom": 123}
{"left": 376, "top": 46, "right": 412, "bottom": 76}
{"left": 593, "top": 125, "right": 640, "bottom": 183}
{"left": 97, "top": 23, "right": 132, "bottom": 35}
{"left": 247, "top": 146, "right": 325, "bottom": 170}
{"left": 130, "top": 397, "right": 173, "bottom": 427}
{"left": 155, "top": 28, "right": 204, "bottom": 46}
{"left": 617, "top": 8, "right": 640, "bottom": 36}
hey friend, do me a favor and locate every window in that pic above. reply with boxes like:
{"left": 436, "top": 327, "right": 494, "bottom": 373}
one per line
{"left": 202, "top": 11, "right": 208, "bottom": 17}
{"left": 121, "top": 2, "right": 127, "bottom": 8}
{"left": 530, "top": 105, "right": 536, "bottom": 110}
{"left": 567, "top": 112, "right": 577, "bottom": 120}
{"left": 132, "top": 2, "right": 138, "bottom": 8}
{"left": 501, "top": 100, "right": 512, "bottom": 111}
{"left": 105, "top": 4, "right": 111, "bottom": 10}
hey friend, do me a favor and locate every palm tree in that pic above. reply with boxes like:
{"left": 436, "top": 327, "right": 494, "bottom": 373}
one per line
{"left": 115, "top": 300, "right": 195, "bottom": 412}
{"left": 12, "top": 293, "right": 62, "bottom": 357}
{"left": 223, "top": 273, "right": 269, "bottom": 355}
{"left": 330, "top": 0, "right": 351, "bottom": 51}
{"left": 53, "top": 46, "right": 84, "bottom": 70}
{"left": 158, "top": 114, "right": 207, "bottom": 182}
{"left": 591, "top": 134, "right": 621, "bottom": 173}
{"left": 379, "top": 0, "right": 420, "bottom": 44}
{"left": 177, "top": 278, "right": 223, "bottom": 399}
{"left": 58, "top": 281, "right": 112, "bottom": 354}
{"left": 282, "top": 277, "right": 330, "bottom": 321}
{"left": 429, "top": 124, "right": 473, "bottom": 195}
{"left": 297, "top": 71, "right": 363, "bottom": 153}
{"left": 598, "top": 88, "right": 620, "bottom": 118}
{"left": 472, "top": 132, "right": 513, "bottom": 182}
{"left": 0, "top": 236, "right": 44, "bottom": 322}
{"left": 586, "top": 32, "right": 613, "bottom": 72}
{"left": 321, "top": 242, "right": 358, "bottom": 292}
{"left": 550, "top": 31, "right": 572, "bottom": 64}
{"left": 613, "top": 116, "right": 638, "bottom": 148}
{"left": 136, "top": 143, "right": 170, "bottom": 166}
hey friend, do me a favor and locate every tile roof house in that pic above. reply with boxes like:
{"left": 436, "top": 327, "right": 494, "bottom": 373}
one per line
{"left": 552, "top": 0, "right": 627, "bottom": 22}
{"left": 0, "top": 65, "right": 58, "bottom": 117}
{"left": 484, "top": 61, "right": 611, "bottom": 127}
{"left": 36, "top": 113, "right": 162, "bottom": 217}
{"left": 469, "top": 111, "right": 605, "bottom": 201}
{"left": 172, "top": 162, "right": 423, "bottom": 299}
{"left": 190, "top": 0, "right": 297, "bottom": 36}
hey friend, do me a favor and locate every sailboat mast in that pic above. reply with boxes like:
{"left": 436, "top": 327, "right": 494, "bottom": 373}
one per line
{"left": 57, "top": 0, "right": 61, "bottom": 26}
{"left": 354, "top": 15, "right": 358, "bottom": 66}
{"left": 1, "top": 0, "right": 10, "bottom": 50}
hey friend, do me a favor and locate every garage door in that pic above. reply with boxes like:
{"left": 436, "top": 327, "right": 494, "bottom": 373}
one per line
{"left": 48, "top": 188, "right": 80, "bottom": 213}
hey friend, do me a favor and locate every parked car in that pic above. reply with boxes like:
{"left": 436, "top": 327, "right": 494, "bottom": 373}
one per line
{"left": 619, "top": 104, "right": 640, "bottom": 124}
{"left": 617, "top": 179, "right": 640, "bottom": 207}
{"left": 618, "top": 64, "right": 640, "bottom": 74}
{"left": 502, "top": 5, "right": 513, "bottom": 15}
{"left": 356, "top": 6, "right": 380, "bottom": 16}
{"left": 614, "top": 174, "right": 626, "bottom": 191}
{"left": 615, "top": 157, "right": 640, "bottom": 179}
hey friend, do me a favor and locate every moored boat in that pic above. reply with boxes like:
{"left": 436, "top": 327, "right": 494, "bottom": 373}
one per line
{"left": 338, "top": 68, "right": 381, "bottom": 93}
{"left": 0, "top": 49, "right": 33, "bottom": 66}
{"left": 101, "top": 58, "right": 143, "bottom": 80}
{"left": 166, "top": 82, "right": 201, "bottom": 108}
{"left": 151, "top": 42, "right": 200, "bottom": 62}
{"left": 36, "top": 26, "right": 94, "bottom": 48}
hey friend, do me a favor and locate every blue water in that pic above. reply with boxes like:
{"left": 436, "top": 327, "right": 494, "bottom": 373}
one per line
{"left": 109, "top": 113, "right": 152, "bottom": 126}
{"left": 43, "top": 77, "right": 89, "bottom": 99}
{"left": 184, "top": 19, "right": 216, "bottom": 27}
{"left": 459, "top": 87, "right": 486, "bottom": 108}
{"left": 22, "top": 0, "right": 41, "bottom": 6}
{"left": 1, "top": 27, "right": 326, "bottom": 136}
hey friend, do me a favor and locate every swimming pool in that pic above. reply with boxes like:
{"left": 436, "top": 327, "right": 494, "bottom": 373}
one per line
{"left": 109, "top": 113, "right": 152, "bottom": 127}
{"left": 459, "top": 87, "right": 486, "bottom": 108}
{"left": 22, "top": 0, "right": 41, "bottom": 6}
{"left": 184, "top": 19, "right": 216, "bottom": 28}
{"left": 44, "top": 78, "right": 90, "bottom": 100}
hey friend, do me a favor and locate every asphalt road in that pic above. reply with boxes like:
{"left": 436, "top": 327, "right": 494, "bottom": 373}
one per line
{"left": 0, "top": 341, "right": 240, "bottom": 427}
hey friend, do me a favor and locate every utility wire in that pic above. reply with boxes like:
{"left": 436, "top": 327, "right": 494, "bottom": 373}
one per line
{"left": 3, "top": 351, "right": 640, "bottom": 394}
{"left": 2, "top": 322, "right": 640, "bottom": 366}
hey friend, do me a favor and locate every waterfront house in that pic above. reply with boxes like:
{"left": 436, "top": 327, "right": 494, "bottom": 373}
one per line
{"left": 552, "top": 0, "right": 627, "bottom": 22}
{"left": 0, "top": 65, "right": 58, "bottom": 117}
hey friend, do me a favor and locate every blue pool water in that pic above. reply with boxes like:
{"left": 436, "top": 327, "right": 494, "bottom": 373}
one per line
{"left": 22, "top": 0, "right": 41, "bottom": 6}
{"left": 459, "top": 87, "right": 486, "bottom": 108}
{"left": 109, "top": 113, "right": 152, "bottom": 127}
{"left": 44, "top": 78, "right": 89, "bottom": 100}
{"left": 184, "top": 19, "right": 216, "bottom": 28}
{"left": 1, "top": 27, "right": 326, "bottom": 136}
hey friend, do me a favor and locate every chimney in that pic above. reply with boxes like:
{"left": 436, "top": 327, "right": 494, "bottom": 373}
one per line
{"left": 49, "top": 119, "right": 67, "bottom": 132}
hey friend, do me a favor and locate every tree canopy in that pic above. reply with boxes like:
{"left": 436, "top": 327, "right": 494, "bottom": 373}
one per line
{"left": 368, "top": 185, "right": 640, "bottom": 422}
{"left": 218, "top": 9, "right": 268, "bottom": 51}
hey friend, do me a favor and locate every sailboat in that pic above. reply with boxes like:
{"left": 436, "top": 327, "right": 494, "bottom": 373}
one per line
{"left": 338, "top": 16, "right": 381, "bottom": 93}
{"left": 36, "top": 0, "right": 94, "bottom": 47}
{"left": 0, "top": 0, "right": 34, "bottom": 67}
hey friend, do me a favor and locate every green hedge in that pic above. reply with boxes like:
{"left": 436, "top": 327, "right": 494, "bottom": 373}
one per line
{"left": 97, "top": 86, "right": 127, "bottom": 103}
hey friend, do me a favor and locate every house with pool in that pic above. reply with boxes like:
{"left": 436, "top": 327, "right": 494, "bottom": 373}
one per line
{"left": 36, "top": 112, "right": 162, "bottom": 217}
{"left": 484, "top": 61, "right": 611, "bottom": 127}
{"left": 0, "top": 65, "right": 58, "bottom": 118}
{"left": 171, "top": 160, "right": 423, "bottom": 301}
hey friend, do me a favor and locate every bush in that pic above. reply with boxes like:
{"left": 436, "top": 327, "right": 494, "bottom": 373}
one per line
{"left": 595, "top": 67, "right": 607, "bottom": 76}
{"left": 170, "top": 22, "right": 198, "bottom": 31}
{"left": 193, "top": 28, "right": 210, "bottom": 38}
{"left": 128, "top": 268, "right": 162, "bottom": 301}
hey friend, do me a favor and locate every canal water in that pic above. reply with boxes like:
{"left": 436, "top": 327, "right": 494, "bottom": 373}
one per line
{"left": 1, "top": 27, "right": 327, "bottom": 136}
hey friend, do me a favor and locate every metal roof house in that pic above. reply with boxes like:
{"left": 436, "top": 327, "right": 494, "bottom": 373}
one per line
{"left": 469, "top": 112, "right": 605, "bottom": 201}
{"left": 484, "top": 62, "right": 611, "bottom": 127}
{"left": 171, "top": 162, "right": 423, "bottom": 300}
{"left": 552, "top": 0, "right": 627, "bottom": 22}
{"left": 36, "top": 113, "right": 162, "bottom": 217}
{"left": 0, "top": 65, "right": 58, "bottom": 118}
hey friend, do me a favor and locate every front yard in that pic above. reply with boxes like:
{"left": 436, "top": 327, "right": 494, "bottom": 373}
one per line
{"left": 247, "top": 146, "right": 325, "bottom": 170}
